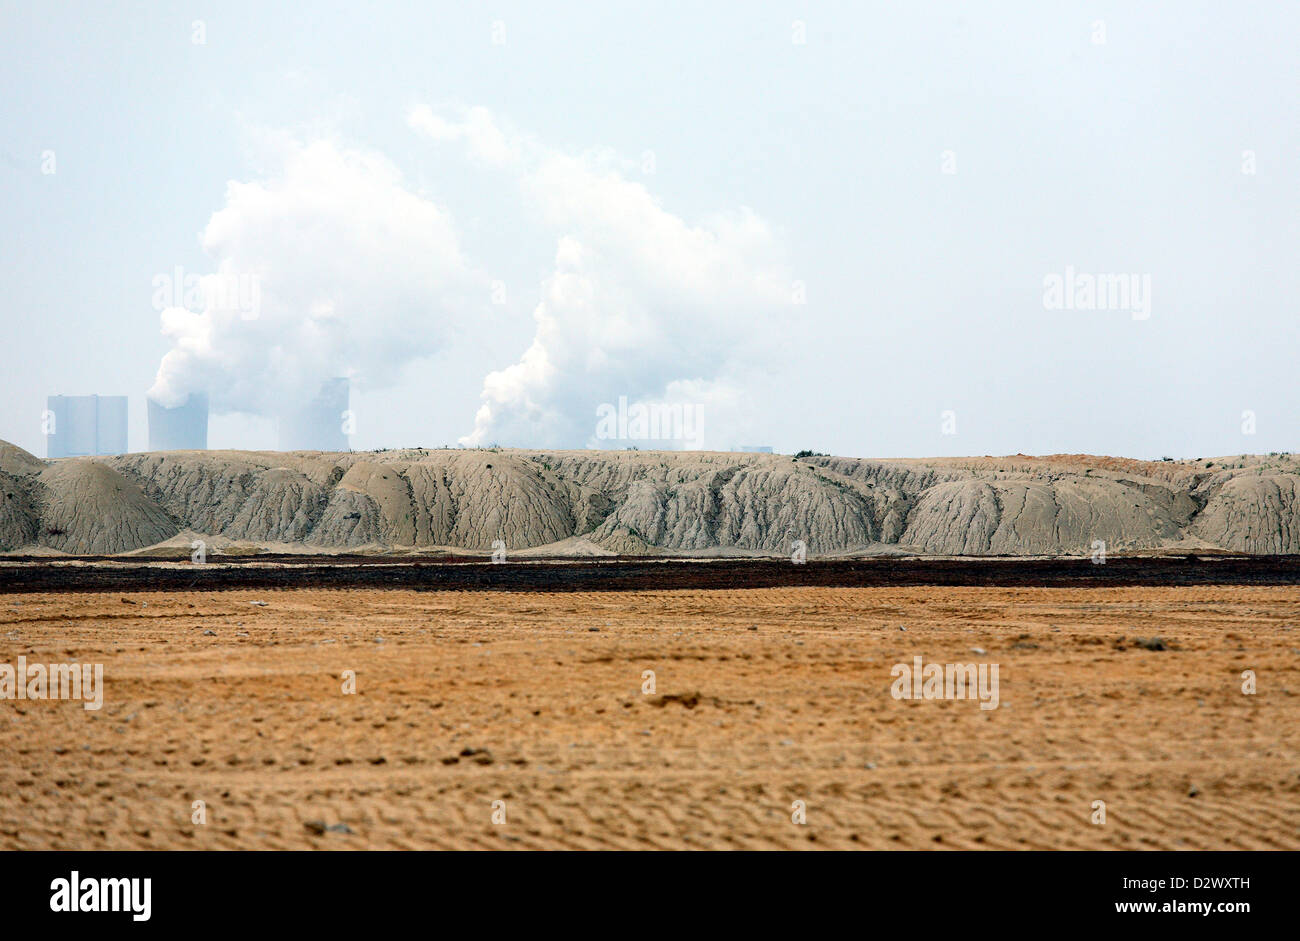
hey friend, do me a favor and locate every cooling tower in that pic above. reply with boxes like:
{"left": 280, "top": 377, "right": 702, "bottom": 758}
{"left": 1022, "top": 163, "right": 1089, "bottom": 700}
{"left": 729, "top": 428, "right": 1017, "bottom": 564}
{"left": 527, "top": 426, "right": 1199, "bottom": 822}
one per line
{"left": 148, "top": 392, "right": 209, "bottom": 451}
{"left": 45, "top": 394, "right": 128, "bottom": 458}
{"left": 277, "top": 378, "right": 350, "bottom": 452}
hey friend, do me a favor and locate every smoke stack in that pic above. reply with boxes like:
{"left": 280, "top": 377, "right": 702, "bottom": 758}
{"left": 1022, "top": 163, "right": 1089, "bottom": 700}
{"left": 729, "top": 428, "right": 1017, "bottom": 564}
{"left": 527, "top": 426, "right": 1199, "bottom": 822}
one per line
{"left": 278, "top": 378, "right": 350, "bottom": 452}
{"left": 45, "top": 395, "right": 128, "bottom": 459}
{"left": 148, "top": 392, "right": 209, "bottom": 451}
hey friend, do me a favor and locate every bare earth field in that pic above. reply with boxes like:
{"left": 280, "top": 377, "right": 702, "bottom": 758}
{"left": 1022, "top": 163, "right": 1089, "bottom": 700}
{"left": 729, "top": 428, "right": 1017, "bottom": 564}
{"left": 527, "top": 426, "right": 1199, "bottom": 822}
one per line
{"left": 1, "top": 584, "right": 1297, "bottom": 850}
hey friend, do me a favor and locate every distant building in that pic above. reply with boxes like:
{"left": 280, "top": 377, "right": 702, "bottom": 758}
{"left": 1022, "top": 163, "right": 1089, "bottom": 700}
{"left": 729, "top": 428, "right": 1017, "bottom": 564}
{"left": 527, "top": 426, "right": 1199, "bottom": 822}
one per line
{"left": 148, "top": 392, "right": 209, "bottom": 451}
{"left": 738, "top": 445, "right": 773, "bottom": 453}
{"left": 278, "top": 378, "right": 349, "bottom": 452}
{"left": 45, "top": 394, "right": 128, "bottom": 458}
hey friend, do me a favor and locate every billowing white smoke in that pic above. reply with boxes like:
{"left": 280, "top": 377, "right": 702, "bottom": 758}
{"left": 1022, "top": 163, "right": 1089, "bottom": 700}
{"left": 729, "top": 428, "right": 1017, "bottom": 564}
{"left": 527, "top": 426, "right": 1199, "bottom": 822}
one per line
{"left": 148, "top": 137, "right": 474, "bottom": 414}
{"left": 409, "top": 106, "right": 792, "bottom": 450}
{"left": 152, "top": 113, "right": 791, "bottom": 451}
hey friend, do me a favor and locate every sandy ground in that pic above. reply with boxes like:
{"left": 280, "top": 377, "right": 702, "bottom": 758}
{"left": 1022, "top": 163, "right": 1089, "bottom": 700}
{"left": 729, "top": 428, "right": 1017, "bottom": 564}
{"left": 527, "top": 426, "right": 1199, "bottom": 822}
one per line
{"left": 1, "top": 585, "right": 1297, "bottom": 850}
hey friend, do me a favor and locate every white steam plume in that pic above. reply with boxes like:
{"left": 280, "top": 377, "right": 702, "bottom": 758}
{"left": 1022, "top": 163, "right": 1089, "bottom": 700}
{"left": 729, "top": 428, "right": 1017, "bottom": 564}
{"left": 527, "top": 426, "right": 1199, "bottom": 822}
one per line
{"left": 149, "top": 137, "right": 474, "bottom": 414}
{"left": 409, "top": 105, "right": 792, "bottom": 450}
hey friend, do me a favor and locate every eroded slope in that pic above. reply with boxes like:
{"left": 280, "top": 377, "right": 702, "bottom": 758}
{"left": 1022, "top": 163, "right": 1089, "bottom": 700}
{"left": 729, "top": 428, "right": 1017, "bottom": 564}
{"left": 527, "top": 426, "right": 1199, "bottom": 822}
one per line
{"left": 0, "top": 440, "right": 1296, "bottom": 556}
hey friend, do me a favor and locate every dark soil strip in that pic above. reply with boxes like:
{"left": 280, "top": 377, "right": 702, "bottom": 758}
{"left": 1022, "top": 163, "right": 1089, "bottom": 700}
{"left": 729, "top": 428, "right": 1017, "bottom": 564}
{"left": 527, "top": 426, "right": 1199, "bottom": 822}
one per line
{"left": 2, "top": 556, "right": 1299, "bottom": 594}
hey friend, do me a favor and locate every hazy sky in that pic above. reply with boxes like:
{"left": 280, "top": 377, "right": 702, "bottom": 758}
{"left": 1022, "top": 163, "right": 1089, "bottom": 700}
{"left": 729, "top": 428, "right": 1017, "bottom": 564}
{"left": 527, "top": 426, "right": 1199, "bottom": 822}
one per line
{"left": 2, "top": 1, "right": 1296, "bottom": 459}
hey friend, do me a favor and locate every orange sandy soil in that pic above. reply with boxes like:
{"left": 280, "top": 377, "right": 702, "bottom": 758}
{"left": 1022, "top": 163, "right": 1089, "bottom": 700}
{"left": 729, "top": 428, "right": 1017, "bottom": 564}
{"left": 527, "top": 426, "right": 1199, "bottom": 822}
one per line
{"left": 1, "top": 586, "right": 1297, "bottom": 850}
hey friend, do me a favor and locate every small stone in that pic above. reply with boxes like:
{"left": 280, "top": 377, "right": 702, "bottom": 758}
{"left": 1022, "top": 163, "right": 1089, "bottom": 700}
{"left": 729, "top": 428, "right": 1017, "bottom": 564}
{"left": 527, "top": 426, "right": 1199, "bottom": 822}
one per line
{"left": 971, "top": 647, "right": 987, "bottom": 655}
{"left": 202, "top": 630, "right": 216, "bottom": 637}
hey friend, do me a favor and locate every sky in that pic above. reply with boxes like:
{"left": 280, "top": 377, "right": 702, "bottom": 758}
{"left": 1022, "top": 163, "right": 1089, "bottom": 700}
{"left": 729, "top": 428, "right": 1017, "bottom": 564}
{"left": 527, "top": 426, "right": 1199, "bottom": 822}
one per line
{"left": 1, "top": 1, "right": 1296, "bottom": 460}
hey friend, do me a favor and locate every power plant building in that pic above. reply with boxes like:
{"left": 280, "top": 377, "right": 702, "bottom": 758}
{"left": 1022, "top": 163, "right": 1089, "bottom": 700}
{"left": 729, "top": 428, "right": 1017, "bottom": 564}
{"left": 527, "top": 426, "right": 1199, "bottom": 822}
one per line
{"left": 278, "top": 378, "right": 350, "bottom": 452}
{"left": 147, "top": 392, "right": 209, "bottom": 451}
{"left": 45, "top": 394, "right": 128, "bottom": 458}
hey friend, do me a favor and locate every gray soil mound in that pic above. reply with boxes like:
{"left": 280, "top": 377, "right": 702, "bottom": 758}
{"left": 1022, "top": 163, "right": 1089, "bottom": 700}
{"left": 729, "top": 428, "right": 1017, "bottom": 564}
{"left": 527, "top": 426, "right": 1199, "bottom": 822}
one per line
{"left": 0, "top": 442, "right": 1296, "bottom": 557}
{"left": 1191, "top": 472, "right": 1300, "bottom": 554}
{"left": 0, "top": 440, "right": 45, "bottom": 476}
{"left": 899, "top": 476, "right": 1197, "bottom": 555}
{"left": 0, "top": 442, "right": 45, "bottom": 551}
{"left": 35, "top": 460, "right": 178, "bottom": 554}
{"left": 0, "top": 471, "right": 39, "bottom": 551}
